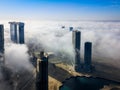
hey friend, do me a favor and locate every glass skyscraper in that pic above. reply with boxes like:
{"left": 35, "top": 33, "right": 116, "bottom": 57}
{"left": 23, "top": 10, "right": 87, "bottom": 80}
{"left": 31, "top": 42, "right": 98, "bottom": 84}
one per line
{"left": 0, "top": 25, "right": 4, "bottom": 53}
{"left": 9, "top": 22, "right": 25, "bottom": 44}
{"left": 72, "top": 30, "right": 81, "bottom": 72}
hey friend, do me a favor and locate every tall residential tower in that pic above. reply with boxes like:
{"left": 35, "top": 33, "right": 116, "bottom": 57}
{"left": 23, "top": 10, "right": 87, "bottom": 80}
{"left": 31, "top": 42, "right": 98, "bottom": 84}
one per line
{"left": 72, "top": 30, "right": 81, "bottom": 72}
{"left": 36, "top": 51, "right": 48, "bottom": 90}
{"left": 84, "top": 42, "right": 92, "bottom": 72}
{"left": 69, "top": 27, "right": 73, "bottom": 31}
{"left": 9, "top": 22, "right": 25, "bottom": 44}
{"left": 0, "top": 24, "right": 4, "bottom": 65}
{"left": 0, "top": 25, "right": 4, "bottom": 53}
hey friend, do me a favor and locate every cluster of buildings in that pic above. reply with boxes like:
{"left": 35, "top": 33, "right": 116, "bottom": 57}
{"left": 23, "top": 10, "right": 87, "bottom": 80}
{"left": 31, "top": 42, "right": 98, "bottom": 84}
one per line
{"left": 0, "top": 22, "right": 25, "bottom": 72}
{"left": 9, "top": 22, "right": 25, "bottom": 44}
{"left": 72, "top": 29, "right": 93, "bottom": 72}
{"left": 62, "top": 26, "right": 93, "bottom": 72}
{"left": 35, "top": 26, "right": 94, "bottom": 90}
{"left": 0, "top": 22, "right": 94, "bottom": 90}
{"left": 0, "top": 21, "right": 49, "bottom": 90}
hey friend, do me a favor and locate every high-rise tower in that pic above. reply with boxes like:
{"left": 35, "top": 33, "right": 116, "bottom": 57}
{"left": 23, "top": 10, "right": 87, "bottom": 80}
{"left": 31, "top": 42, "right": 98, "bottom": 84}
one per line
{"left": 9, "top": 22, "right": 17, "bottom": 43}
{"left": 72, "top": 30, "right": 81, "bottom": 72}
{"left": 0, "top": 24, "right": 4, "bottom": 65}
{"left": 36, "top": 51, "right": 48, "bottom": 90}
{"left": 0, "top": 25, "right": 4, "bottom": 53}
{"left": 18, "top": 22, "right": 24, "bottom": 44}
{"left": 69, "top": 27, "right": 73, "bottom": 31}
{"left": 84, "top": 42, "right": 92, "bottom": 72}
{"left": 9, "top": 22, "right": 25, "bottom": 44}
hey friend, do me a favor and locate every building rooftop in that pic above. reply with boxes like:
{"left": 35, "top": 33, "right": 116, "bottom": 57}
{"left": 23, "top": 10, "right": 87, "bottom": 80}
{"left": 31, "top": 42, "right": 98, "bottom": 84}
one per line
{"left": 8, "top": 22, "right": 24, "bottom": 25}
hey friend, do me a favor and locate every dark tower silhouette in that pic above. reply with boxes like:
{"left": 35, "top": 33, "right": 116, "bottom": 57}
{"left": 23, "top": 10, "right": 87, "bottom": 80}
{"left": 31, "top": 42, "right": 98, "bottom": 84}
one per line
{"left": 0, "top": 24, "right": 5, "bottom": 65}
{"left": 0, "top": 25, "right": 4, "bottom": 53}
{"left": 69, "top": 27, "right": 73, "bottom": 31}
{"left": 84, "top": 42, "right": 92, "bottom": 72}
{"left": 18, "top": 22, "right": 24, "bottom": 44}
{"left": 72, "top": 30, "right": 81, "bottom": 72}
{"left": 9, "top": 22, "right": 25, "bottom": 44}
{"left": 9, "top": 22, "right": 17, "bottom": 43}
{"left": 36, "top": 51, "right": 48, "bottom": 90}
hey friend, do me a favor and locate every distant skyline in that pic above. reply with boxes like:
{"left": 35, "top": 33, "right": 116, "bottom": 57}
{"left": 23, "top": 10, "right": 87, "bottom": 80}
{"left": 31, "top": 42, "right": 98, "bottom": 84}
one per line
{"left": 0, "top": 0, "right": 120, "bottom": 21}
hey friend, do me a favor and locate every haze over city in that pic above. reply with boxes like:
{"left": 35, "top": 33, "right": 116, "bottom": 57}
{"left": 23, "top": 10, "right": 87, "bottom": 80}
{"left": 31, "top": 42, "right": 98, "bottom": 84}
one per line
{"left": 0, "top": 0, "right": 120, "bottom": 90}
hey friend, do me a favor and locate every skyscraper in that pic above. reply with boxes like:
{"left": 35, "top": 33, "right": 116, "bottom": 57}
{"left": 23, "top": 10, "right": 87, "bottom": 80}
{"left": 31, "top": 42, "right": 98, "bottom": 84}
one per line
{"left": 36, "top": 51, "right": 48, "bottom": 90}
{"left": 18, "top": 22, "right": 24, "bottom": 44}
{"left": 72, "top": 30, "right": 81, "bottom": 72}
{"left": 0, "top": 24, "right": 4, "bottom": 65}
{"left": 0, "top": 25, "right": 4, "bottom": 53}
{"left": 9, "top": 22, "right": 17, "bottom": 43}
{"left": 84, "top": 42, "right": 92, "bottom": 72}
{"left": 9, "top": 22, "right": 25, "bottom": 44}
{"left": 69, "top": 27, "right": 73, "bottom": 31}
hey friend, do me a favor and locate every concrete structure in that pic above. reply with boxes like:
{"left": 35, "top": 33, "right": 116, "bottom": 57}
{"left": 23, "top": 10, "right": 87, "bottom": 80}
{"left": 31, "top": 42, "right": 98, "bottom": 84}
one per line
{"left": 0, "top": 24, "right": 4, "bottom": 65}
{"left": 72, "top": 30, "right": 81, "bottom": 72}
{"left": 9, "top": 22, "right": 17, "bottom": 43}
{"left": 69, "top": 27, "right": 73, "bottom": 31}
{"left": 84, "top": 42, "right": 92, "bottom": 72}
{"left": 18, "top": 22, "right": 24, "bottom": 44}
{"left": 62, "top": 26, "right": 65, "bottom": 29}
{"left": 9, "top": 22, "right": 25, "bottom": 44}
{"left": 0, "top": 25, "right": 4, "bottom": 53}
{"left": 36, "top": 51, "right": 48, "bottom": 90}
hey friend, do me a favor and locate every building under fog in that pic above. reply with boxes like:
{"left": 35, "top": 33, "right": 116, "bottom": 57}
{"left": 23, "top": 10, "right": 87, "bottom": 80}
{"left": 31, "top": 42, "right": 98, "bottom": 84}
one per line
{"left": 69, "top": 27, "right": 73, "bottom": 31}
{"left": 0, "top": 24, "right": 4, "bottom": 65}
{"left": 84, "top": 42, "right": 92, "bottom": 72}
{"left": 72, "top": 30, "right": 81, "bottom": 72}
{"left": 9, "top": 22, "right": 25, "bottom": 44}
{"left": 0, "top": 25, "right": 4, "bottom": 53}
{"left": 36, "top": 51, "right": 48, "bottom": 90}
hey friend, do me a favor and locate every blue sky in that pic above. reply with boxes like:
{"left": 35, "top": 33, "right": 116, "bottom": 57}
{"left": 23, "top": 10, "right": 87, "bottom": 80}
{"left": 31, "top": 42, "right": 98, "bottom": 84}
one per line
{"left": 0, "top": 0, "right": 120, "bottom": 20}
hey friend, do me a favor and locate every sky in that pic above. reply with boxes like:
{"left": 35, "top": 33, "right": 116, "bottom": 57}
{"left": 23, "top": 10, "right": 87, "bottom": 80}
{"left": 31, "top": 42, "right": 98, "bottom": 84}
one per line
{"left": 0, "top": 0, "right": 120, "bottom": 21}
